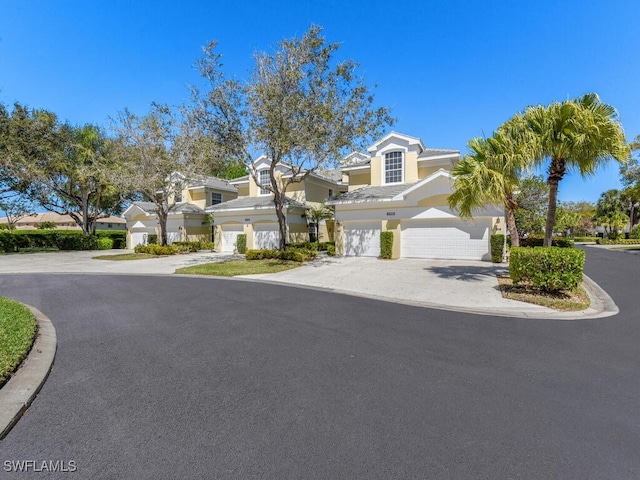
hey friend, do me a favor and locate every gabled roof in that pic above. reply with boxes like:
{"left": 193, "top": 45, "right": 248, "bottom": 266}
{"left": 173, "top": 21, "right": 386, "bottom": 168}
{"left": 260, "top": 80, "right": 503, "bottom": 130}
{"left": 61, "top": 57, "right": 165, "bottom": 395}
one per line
{"left": 418, "top": 148, "right": 460, "bottom": 160}
{"left": 125, "top": 201, "right": 207, "bottom": 217}
{"left": 326, "top": 169, "right": 452, "bottom": 205}
{"left": 206, "top": 196, "right": 309, "bottom": 212}
{"left": 367, "top": 131, "right": 426, "bottom": 154}
{"left": 188, "top": 175, "right": 238, "bottom": 193}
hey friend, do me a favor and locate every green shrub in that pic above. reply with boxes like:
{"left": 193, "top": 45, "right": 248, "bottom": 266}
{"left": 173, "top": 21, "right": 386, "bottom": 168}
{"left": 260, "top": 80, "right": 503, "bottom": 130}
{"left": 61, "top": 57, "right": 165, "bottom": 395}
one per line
{"left": 236, "top": 234, "right": 247, "bottom": 254}
{"left": 288, "top": 241, "right": 319, "bottom": 252}
{"left": 596, "top": 238, "right": 640, "bottom": 245}
{"left": 0, "top": 232, "right": 17, "bottom": 253}
{"left": 96, "top": 231, "right": 126, "bottom": 249}
{"left": 509, "top": 247, "right": 585, "bottom": 292}
{"left": 147, "top": 234, "right": 158, "bottom": 245}
{"left": 380, "top": 231, "right": 393, "bottom": 259}
{"left": 490, "top": 234, "right": 506, "bottom": 263}
{"left": 200, "top": 241, "right": 215, "bottom": 251}
{"left": 245, "top": 248, "right": 315, "bottom": 262}
{"left": 326, "top": 244, "right": 336, "bottom": 256}
{"left": 56, "top": 234, "right": 98, "bottom": 250}
{"left": 97, "top": 237, "right": 114, "bottom": 250}
{"left": 519, "top": 235, "right": 574, "bottom": 248}
{"left": 573, "top": 236, "right": 597, "bottom": 243}
{"left": 629, "top": 225, "right": 640, "bottom": 239}
{"left": 172, "top": 241, "right": 201, "bottom": 252}
{"left": 134, "top": 244, "right": 176, "bottom": 255}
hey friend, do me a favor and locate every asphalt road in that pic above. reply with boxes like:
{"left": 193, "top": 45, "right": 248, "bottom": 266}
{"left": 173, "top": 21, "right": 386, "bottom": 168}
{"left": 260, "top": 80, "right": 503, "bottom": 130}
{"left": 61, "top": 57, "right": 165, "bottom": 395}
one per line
{"left": 0, "top": 247, "right": 638, "bottom": 479}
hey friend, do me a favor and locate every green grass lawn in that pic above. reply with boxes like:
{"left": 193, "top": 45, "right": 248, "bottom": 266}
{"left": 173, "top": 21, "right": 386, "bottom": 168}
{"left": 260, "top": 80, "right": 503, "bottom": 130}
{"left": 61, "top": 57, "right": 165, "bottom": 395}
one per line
{"left": 93, "top": 253, "right": 161, "bottom": 261}
{"left": 0, "top": 297, "right": 37, "bottom": 385}
{"left": 175, "top": 259, "right": 301, "bottom": 276}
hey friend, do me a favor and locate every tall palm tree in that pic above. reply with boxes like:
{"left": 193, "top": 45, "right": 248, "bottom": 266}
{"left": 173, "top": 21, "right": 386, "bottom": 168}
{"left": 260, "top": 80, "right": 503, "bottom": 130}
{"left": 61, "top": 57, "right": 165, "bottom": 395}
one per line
{"left": 524, "top": 93, "right": 629, "bottom": 246}
{"left": 306, "top": 203, "right": 334, "bottom": 244}
{"left": 449, "top": 115, "right": 537, "bottom": 248}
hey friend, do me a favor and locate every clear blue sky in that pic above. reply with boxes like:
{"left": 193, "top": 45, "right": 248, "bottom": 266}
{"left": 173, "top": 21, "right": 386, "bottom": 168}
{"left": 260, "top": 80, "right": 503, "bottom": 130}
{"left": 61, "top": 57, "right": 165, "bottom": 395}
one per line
{"left": 1, "top": 0, "right": 638, "bottom": 203}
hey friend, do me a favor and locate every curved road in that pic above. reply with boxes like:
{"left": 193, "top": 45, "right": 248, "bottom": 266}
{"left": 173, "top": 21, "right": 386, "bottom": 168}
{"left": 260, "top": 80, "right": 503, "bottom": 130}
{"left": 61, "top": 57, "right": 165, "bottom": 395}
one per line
{"left": 0, "top": 247, "right": 638, "bottom": 479}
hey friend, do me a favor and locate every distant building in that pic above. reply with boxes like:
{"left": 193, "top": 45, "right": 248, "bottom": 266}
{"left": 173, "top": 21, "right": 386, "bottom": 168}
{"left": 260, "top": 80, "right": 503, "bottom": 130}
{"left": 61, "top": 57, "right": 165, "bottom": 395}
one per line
{"left": 0, "top": 212, "right": 126, "bottom": 231}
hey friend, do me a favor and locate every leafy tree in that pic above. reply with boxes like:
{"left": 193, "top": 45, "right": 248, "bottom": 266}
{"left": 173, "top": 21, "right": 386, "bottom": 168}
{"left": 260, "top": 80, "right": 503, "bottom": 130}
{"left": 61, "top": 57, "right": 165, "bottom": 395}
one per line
{"left": 595, "top": 189, "right": 628, "bottom": 239}
{"left": 190, "top": 25, "right": 392, "bottom": 250}
{"left": 558, "top": 201, "right": 596, "bottom": 236}
{"left": 214, "top": 158, "right": 247, "bottom": 180}
{"left": 449, "top": 115, "right": 537, "bottom": 248}
{"left": 111, "top": 104, "right": 208, "bottom": 246}
{"left": 524, "top": 93, "right": 629, "bottom": 246}
{"left": 554, "top": 204, "right": 581, "bottom": 237}
{"left": 513, "top": 175, "right": 548, "bottom": 239}
{"left": 38, "top": 221, "right": 57, "bottom": 230}
{"left": 0, "top": 196, "right": 34, "bottom": 233}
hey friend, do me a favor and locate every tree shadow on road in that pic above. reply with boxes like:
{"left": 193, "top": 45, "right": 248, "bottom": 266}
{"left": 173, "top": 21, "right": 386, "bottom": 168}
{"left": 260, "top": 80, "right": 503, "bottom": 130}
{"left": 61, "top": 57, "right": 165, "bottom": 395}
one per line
{"left": 425, "top": 265, "right": 509, "bottom": 282}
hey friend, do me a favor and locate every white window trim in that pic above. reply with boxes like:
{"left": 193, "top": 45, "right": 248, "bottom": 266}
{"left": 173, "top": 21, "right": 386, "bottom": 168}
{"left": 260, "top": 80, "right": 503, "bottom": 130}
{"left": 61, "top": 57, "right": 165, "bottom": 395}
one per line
{"left": 211, "top": 192, "right": 223, "bottom": 205}
{"left": 258, "top": 169, "right": 271, "bottom": 196}
{"left": 383, "top": 151, "right": 404, "bottom": 185}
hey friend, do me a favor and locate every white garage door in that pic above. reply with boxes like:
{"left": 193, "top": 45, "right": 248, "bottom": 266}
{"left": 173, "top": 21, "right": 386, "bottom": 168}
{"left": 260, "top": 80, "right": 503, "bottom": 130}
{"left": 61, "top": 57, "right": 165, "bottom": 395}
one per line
{"left": 344, "top": 221, "right": 380, "bottom": 257}
{"left": 221, "top": 225, "right": 243, "bottom": 253}
{"left": 253, "top": 223, "right": 279, "bottom": 250}
{"left": 401, "top": 219, "right": 490, "bottom": 260}
{"left": 131, "top": 232, "right": 147, "bottom": 247}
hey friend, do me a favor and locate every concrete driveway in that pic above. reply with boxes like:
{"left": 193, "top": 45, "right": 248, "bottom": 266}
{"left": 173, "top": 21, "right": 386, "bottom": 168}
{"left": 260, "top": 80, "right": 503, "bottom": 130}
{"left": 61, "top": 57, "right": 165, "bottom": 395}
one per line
{"left": 0, "top": 249, "right": 615, "bottom": 318}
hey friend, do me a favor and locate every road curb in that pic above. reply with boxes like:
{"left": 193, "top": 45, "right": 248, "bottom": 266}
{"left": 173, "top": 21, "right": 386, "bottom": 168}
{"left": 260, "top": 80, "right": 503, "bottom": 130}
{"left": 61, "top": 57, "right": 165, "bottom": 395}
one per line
{"left": 0, "top": 305, "right": 57, "bottom": 440}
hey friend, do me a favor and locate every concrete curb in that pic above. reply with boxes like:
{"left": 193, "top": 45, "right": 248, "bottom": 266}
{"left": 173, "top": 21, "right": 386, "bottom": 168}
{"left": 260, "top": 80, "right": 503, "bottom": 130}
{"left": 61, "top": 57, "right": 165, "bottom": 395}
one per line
{"left": 0, "top": 305, "right": 57, "bottom": 440}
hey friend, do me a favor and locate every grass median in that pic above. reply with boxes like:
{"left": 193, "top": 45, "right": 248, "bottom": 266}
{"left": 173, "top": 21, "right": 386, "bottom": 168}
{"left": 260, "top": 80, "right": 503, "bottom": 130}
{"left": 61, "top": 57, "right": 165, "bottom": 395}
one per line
{"left": 0, "top": 297, "right": 37, "bottom": 385}
{"left": 175, "top": 259, "right": 301, "bottom": 277}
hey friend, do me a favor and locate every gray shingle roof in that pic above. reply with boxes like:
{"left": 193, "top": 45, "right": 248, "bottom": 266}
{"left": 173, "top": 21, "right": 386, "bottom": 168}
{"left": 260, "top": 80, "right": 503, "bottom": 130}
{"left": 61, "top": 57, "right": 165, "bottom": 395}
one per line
{"left": 418, "top": 148, "right": 460, "bottom": 159}
{"left": 132, "top": 202, "right": 206, "bottom": 214}
{"left": 327, "top": 182, "right": 418, "bottom": 204}
{"left": 188, "top": 175, "right": 238, "bottom": 192}
{"left": 206, "top": 196, "right": 309, "bottom": 212}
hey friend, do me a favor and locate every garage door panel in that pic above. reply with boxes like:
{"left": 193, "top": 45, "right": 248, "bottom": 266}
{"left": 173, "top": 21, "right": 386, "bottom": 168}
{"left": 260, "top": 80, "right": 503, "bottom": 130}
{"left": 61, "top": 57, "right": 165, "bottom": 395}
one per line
{"left": 254, "top": 224, "right": 279, "bottom": 250}
{"left": 221, "top": 225, "right": 243, "bottom": 253}
{"left": 344, "top": 222, "right": 380, "bottom": 257}
{"left": 401, "top": 219, "right": 490, "bottom": 260}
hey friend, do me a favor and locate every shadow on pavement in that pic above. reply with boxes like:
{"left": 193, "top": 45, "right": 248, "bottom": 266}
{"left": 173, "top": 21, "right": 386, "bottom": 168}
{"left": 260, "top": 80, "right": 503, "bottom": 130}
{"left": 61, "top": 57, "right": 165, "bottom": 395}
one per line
{"left": 425, "top": 265, "right": 509, "bottom": 282}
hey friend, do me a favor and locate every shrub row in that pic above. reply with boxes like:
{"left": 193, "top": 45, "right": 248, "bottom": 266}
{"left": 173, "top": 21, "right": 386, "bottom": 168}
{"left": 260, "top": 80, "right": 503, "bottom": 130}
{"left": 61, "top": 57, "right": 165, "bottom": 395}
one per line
{"left": 288, "top": 241, "right": 335, "bottom": 252}
{"left": 171, "top": 241, "right": 215, "bottom": 252}
{"left": 596, "top": 238, "right": 640, "bottom": 245}
{"left": 0, "top": 230, "right": 126, "bottom": 253}
{"left": 245, "top": 246, "right": 317, "bottom": 262}
{"left": 380, "top": 231, "right": 393, "bottom": 259}
{"left": 630, "top": 225, "right": 640, "bottom": 239}
{"left": 519, "top": 236, "right": 574, "bottom": 248}
{"left": 572, "top": 237, "right": 598, "bottom": 243}
{"left": 134, "top": 244, "right": 177, "bottom": 255}
{"left": 509, "top": 247, "right": 585, "bottom": 292}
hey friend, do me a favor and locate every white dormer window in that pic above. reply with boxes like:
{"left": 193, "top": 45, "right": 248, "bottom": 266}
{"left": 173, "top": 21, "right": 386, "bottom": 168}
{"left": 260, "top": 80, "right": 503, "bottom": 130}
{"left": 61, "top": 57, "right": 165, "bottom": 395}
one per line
{"left": 384, "top": 151, "right": 403, "bottom": 184}
{"left": 259, "top": 169, "right": 271, "bottom": 195}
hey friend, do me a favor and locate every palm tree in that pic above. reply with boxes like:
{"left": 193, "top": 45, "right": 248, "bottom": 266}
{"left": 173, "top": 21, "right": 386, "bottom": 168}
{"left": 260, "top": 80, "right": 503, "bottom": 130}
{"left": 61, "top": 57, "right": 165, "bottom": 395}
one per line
{"left": 306, "top": 204, "right": 334, "bottom": 243}
{"left": 449, "top": 116, "right": 536, "bottom": 248}
{"left": 524, "top": 93, "right": 629, "bottom": 246}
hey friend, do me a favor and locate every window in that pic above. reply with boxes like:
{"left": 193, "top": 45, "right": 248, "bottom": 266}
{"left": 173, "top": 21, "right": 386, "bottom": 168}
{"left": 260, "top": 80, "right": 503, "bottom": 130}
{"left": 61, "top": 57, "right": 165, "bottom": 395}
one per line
{"left": 328, "top": 189, "right": 334, "bottom": 198}
{"left": 259, "top": 170, "right": 271, "bottom": 195}
{"left": 211, "top": 192, "right": 223, "bottom": 205}
{"left": 384, "top": 151, "right": 403, "bottom": 184}
{"left": 175, "top": 192, "right": 182, "bottom": 202}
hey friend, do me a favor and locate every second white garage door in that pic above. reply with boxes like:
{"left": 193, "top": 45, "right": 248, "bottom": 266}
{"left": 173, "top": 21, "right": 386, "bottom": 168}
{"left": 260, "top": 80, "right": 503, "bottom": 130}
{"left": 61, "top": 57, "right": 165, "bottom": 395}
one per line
{"left": 221, "top": 225, "right": 243, "bottom": 253}
{"left": 344, "top": 221, "right": 380, "bottom": 257}
{"left": 401, "top": 219, "right": 490, "bottom": 260}
{"left": 253, "top": 223, "right": 279, "bottom": 250}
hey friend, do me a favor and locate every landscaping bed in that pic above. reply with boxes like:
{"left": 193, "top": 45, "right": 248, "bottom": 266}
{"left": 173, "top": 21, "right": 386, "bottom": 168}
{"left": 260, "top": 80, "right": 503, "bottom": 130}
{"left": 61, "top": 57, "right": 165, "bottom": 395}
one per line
{"left": 175, "top": 259, "right": 301, "bottom": 276}
{"left": 497, "top": 276, "right": 590, "bottom": 311}
{"left": 0, "top": 297, "right": 37, "bottom": 385}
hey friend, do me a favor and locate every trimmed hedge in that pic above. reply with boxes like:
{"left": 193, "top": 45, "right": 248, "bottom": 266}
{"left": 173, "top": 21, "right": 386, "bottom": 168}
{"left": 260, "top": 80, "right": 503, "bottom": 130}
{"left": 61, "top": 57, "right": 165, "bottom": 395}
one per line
{"left": 327, "top": 244, "right": 336, "bottom": 256}
{"left": 572, "top": 237, "right": 598, "bottom": 243}
{"left": 97, "top": 237, "right": 114, "bottom": 250}
{"left": 134, "top": 244, "right": 177, "bottom": 255}
{"left": 236, "top": 234, "right": 247, "bottom": 254}
{"left": 380, "top": 231, "right": 393, "bottom": 259}
{"left": 147, "top": 234, "right": 158, "bottom": 245}
{"left": 490, "top": 234, "right": 506, "bottom": 263}
{"left": 519, "top": 235, "right": 574, "bottom": 248}
{"left": 245, "top": 246, "right": 317, "bottom": 262}
{"left": 509, "top": 247, "right": 585, "bottom": 292}
{"left": 0, "top": 230, "right": 126, "bottom": 253}
{"left": 596, "top": 238, "right": 640, "bottom": 245}
{"left": 629, "top": 225, "right": 640, "bottom": 239}
{"left": 288, "top": 241, "right": 335, "bottom": 252}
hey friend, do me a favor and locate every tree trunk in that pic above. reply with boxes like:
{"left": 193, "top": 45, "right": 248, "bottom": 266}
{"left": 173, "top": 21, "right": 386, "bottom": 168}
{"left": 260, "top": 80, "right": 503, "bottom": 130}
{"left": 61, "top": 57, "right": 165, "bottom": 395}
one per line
{"left": 274, "top": 192, "right": 288, "bottom": 251}
{"left": 157, "top": 205, "right": 169, "bottom": 246}
{"left": 504, "top": 193, "right": 519, "bottom": 248}
{"left": 544, "top": 158, "right": 565, "bottom": 247}
{"left": 81, "top": 189, "right": 91, "bottom": 235}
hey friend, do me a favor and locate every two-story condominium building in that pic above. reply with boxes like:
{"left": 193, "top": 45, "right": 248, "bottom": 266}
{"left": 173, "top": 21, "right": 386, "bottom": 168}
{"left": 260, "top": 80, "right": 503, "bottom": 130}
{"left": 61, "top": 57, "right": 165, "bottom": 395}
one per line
{"left": 124, "top": 175, "right": 238, "bottom": 248}
{"left": 208, "top": 155, "right": 346, "bottom": 252}
{"left": 326, "top": 132, "right": 504, "bottom": 260}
